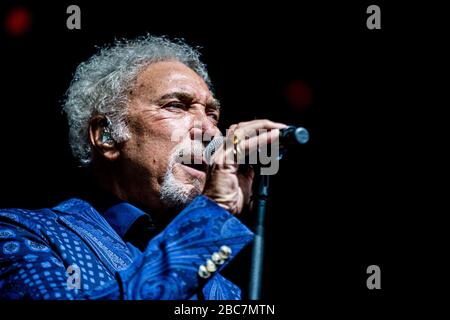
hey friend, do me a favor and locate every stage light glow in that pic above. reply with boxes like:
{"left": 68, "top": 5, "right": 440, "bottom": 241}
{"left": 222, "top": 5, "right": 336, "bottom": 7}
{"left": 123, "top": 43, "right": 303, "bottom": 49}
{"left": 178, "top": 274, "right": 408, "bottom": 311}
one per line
{"left": 5, "top": 7, "right": 32, "bottom": 36}
{"left": 285, "top": 80, "right": 313, "bottom": 111}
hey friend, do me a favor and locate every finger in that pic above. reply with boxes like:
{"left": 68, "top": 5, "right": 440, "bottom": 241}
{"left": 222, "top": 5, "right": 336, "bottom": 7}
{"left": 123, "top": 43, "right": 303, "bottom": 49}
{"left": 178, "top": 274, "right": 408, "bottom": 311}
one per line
{"left": 238, "top": 166, "right": 254, "bottom": 206}
{"left": 233, "top": 119, "right": 287, "bottom": 137}
{"left": 211, "top": 120, "right": 286, "bottom": 166}
{"left": 211, "top": 129, "right": 281, "bottom": 166}
{"left": 239, "top": 129, "right": 281, "bottom": 157}
{"left": 225, "top": 120, "right": 286, "bottom": 143}
{"left": 209, "top": 139, "right": 238, "bottom": 169}
{"left": 233, "top": 125, "right": 286, "bottom": 150}
{"left": 209, "top": 125, "right": 238, "bottom": 166}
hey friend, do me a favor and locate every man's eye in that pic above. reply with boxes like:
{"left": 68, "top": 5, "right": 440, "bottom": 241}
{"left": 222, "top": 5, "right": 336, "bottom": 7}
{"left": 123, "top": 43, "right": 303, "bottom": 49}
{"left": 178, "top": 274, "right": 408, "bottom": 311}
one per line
{"left": 208, "top": 113, "right": 219, "bottom": 121}
{"left": 163, "top": 102, "right": 186, "bottom": 110}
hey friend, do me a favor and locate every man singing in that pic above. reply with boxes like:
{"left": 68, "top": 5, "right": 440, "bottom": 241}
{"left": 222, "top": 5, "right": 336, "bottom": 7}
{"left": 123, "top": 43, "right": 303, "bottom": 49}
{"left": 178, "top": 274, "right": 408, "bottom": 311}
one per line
{"left": 0, "top": 35, "right": 286, "bottom": 299}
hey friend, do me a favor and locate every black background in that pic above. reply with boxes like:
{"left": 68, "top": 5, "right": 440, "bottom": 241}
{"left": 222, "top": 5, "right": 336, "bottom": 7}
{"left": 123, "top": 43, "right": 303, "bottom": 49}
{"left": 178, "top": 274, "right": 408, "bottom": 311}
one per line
{"left": 0, "top": 0, "right": 443, "bottom": 315}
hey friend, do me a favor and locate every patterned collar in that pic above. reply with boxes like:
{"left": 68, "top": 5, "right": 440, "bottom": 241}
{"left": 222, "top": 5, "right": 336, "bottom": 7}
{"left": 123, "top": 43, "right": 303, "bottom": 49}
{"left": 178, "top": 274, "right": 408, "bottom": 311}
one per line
{"left": 88, "top": 192, "right": 157, "bottom": 243}
{"left": 101, "top": 201, "right": 147, "bottom": 239}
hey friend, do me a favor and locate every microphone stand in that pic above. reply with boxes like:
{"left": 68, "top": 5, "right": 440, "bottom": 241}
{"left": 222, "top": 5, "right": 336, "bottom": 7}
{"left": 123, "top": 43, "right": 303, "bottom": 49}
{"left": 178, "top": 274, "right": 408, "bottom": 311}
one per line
{"left": 248, "top": 173, "right": 270, "bottom": 300}
{"left": 247, "top": 126, "right": 309, "bottom": 299}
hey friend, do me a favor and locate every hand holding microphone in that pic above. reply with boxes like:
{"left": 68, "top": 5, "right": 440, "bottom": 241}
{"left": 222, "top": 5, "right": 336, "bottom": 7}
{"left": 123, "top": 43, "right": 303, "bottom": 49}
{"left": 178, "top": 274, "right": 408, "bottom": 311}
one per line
{"left": 202, "top": 119, "right": 291, "bottom": 215}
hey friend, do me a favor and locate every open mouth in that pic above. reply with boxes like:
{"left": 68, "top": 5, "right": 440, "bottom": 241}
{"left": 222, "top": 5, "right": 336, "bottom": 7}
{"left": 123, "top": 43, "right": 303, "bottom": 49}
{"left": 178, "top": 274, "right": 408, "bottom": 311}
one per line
{"left": 177, "top": 155, "right": 209, "bottom": 178}
{"left": 183, "top": 161, "right": 208, "bottom": 173}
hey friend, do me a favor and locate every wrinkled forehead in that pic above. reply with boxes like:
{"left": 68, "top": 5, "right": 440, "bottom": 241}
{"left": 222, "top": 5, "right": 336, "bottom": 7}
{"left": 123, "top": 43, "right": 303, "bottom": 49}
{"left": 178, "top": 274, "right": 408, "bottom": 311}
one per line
{"left": 132, "top": 60, "right": 213, "bottom": 102}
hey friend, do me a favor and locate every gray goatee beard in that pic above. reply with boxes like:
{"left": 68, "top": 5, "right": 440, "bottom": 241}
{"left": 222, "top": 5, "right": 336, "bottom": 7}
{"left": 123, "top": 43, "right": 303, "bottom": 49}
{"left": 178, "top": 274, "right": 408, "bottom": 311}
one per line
{"left": 159, "top": 141, "right": 204, "bottom": 211}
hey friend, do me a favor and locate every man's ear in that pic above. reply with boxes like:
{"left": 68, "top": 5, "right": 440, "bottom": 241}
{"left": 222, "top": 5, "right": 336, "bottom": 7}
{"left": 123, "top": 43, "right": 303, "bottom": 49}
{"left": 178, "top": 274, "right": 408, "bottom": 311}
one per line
{"left": 89, "top": 115, "right": 120, "bottom": 161}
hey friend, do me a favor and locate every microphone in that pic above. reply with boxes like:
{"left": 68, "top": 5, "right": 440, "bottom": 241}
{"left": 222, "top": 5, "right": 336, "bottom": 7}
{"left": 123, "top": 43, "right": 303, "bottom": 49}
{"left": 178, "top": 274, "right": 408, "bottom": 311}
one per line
{"left": 204, "top": 126, "right": 309, "bottom": 164}
{"left": 204, "top": 135, "right": 225, "bottom": 164}
{"left": 279, "top": 126, "right": 310, "bottom": 145}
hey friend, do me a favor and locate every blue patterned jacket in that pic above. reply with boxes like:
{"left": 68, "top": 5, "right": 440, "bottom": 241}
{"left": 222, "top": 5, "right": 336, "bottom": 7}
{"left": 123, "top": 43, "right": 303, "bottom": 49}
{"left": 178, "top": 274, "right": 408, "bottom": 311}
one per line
{"left": 0, "top": 195, "right": 254, "bottom": 299}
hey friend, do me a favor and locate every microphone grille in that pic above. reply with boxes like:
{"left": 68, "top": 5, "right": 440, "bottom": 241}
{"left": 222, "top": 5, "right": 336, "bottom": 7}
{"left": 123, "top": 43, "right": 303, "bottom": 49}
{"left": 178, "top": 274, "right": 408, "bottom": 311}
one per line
{"left": 294, "top": 127, "right": 310, "bottom": 144}
{"left": 204, "top": 136, "right": 224, "bottom": 164}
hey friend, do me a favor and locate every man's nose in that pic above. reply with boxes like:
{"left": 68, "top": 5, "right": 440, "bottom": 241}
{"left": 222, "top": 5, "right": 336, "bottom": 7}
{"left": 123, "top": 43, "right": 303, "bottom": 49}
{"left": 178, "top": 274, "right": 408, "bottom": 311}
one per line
{"left": 190, "top": 115, "right": 218, "bottom": 146}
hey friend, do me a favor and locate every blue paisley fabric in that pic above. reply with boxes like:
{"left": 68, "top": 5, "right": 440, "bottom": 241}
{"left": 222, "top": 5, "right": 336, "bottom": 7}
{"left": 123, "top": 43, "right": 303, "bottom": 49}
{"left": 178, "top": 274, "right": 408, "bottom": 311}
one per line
{"left": 0, "top": 195, "right": 254, "bottom": 300}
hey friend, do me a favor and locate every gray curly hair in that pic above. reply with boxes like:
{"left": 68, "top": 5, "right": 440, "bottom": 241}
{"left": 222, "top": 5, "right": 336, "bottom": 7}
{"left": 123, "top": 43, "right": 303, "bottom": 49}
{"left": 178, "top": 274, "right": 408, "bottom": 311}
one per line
{"left": 63, "top": 35, "right": 211, "bottom": 166}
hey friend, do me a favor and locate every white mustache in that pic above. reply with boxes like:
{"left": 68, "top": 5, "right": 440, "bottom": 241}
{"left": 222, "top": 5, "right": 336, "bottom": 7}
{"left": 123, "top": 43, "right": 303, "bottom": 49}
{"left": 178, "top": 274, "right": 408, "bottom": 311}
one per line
{"left": 172, "top": 141, "right": 205, "bottom": 165}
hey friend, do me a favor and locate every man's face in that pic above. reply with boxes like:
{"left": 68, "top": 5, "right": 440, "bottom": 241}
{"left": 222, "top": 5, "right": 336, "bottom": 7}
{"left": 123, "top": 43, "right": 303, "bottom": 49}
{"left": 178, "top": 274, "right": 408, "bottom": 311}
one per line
{"left": 117, "top": 60, "right": 220, "bottom": 214}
